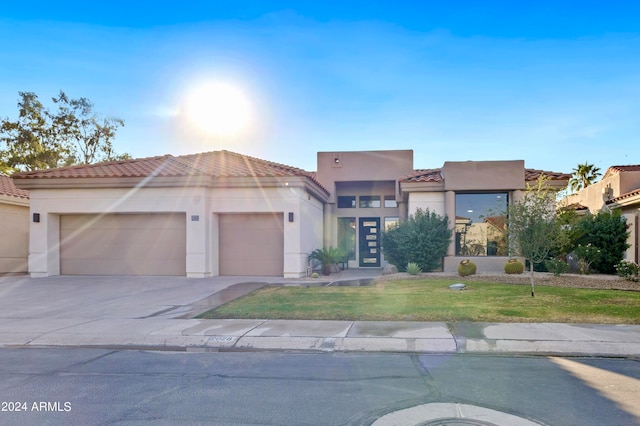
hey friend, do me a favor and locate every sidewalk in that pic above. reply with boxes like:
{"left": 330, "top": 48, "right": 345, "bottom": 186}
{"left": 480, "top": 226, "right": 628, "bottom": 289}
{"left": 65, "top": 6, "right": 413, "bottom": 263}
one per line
{"left": 0, "top": 272, "right": 639, "bottom": 356}
{"left": 2, "top": 317, "right": 640, "bottom": 356}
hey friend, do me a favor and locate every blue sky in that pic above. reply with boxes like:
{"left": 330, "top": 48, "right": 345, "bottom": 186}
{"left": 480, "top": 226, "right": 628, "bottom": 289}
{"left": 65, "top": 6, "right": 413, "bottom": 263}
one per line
{"left": 1, "top": 1, "right": 639, "bottom": 173}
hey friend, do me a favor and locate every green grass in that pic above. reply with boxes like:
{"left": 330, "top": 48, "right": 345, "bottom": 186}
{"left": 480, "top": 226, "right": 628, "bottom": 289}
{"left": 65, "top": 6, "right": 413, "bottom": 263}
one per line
{"left": 197, "top": 279, "right": 640, "bottom": 324}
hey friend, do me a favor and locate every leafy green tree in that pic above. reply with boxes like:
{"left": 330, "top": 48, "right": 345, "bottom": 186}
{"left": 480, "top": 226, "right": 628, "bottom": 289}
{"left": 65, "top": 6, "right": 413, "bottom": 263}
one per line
{"left": 0, "top": 92, "right": 70, "bottom": 173}
{"left": 569, "top": 162, "right": 601, "bottom": 193}
{"left": 574, "top": 211, "right": 629, "bottom": 274}
{"left": 0, "top": 91, "right": 128, "bottom": 174}
{"left": 507, "top": 175, "right": 561, "bottom": 297}
{"left": 381, "top": 208, "right": 452, "bottom": 272}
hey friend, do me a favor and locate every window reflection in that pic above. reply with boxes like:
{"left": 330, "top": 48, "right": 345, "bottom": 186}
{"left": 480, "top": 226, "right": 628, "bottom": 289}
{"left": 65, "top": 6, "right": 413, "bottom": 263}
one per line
{"left": 338, "top": 217, "right": 356, "bottom": 260}
{"left": 455, "top": 193, "right": 508, "bottom": 256}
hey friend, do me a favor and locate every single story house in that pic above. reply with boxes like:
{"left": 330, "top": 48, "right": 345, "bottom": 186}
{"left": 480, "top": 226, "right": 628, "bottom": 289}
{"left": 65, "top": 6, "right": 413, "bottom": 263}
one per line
{"left": 12, "top": 149, "right": 570, "bottom": 277}
{"left": 0, "top": 174, "right": 30, "bottom": 274}
{"left": 562, "top": 165, "right": 640, "bottom": 264}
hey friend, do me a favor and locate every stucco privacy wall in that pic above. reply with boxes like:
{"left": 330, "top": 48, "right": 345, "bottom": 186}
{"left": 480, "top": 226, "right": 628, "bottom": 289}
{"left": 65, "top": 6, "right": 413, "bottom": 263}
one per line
{"left": 0, "top": 197, "right": 29, "bottom": 273}
{"left": 28, "top": 184, "right": 323, "bottom": 278}
{"left": 408, "top": 192, "right": 446, "bottom": 217}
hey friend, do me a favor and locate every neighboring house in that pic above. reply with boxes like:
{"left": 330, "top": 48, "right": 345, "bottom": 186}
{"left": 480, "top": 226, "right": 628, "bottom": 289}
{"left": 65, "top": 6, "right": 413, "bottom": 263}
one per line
{"left": 13, "top": 149, "right": 571, "bottom": 277}
{"left": 0, "top": 174, "right": 30, "bottom": 274}
{"left": 562, "top": 165, "right": 640, "bottom": 264}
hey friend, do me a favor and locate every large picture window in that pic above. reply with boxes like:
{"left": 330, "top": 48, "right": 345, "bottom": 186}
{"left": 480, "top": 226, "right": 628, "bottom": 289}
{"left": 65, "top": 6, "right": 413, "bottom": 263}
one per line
{"left": 455, "top": 193, "right": 508, "bottom": 256}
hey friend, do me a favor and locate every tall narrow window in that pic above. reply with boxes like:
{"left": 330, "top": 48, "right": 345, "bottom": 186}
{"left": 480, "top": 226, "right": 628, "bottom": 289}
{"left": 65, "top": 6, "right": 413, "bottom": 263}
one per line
{"left": 455, "top": 193, "right": 508, "bottom": 256}
{"left": 338, "top": 217, "right": 356, "bottom": 260}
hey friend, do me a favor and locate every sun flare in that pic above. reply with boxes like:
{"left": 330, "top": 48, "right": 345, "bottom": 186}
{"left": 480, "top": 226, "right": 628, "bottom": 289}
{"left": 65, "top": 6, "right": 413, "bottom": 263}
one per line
{"left": 184, "top": 82, "right": 252, "bottom": 137}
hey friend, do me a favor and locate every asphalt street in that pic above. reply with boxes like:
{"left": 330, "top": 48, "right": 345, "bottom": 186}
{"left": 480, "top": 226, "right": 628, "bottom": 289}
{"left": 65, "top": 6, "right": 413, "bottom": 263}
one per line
{"left": 0, "top": 348, "right": 638, "bottom": 425}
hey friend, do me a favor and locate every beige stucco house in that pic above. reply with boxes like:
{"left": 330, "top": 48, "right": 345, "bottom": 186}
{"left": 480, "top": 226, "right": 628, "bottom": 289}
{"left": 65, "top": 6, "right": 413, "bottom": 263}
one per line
{"left": 13, "top": 149, "right": 571, "bottom": 277}
{"left": 562, "top": 165, "right": 640, "bottom": 264}
{"left": 0, "top": 174, "right": 30, "bottom": 274}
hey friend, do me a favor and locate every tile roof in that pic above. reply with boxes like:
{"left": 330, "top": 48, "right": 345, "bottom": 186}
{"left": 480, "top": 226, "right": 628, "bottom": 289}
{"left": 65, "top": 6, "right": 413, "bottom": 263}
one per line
{"left": 608, "top": 188, "right": 640, "bottom": 204}
{"left": 174, "top": 150, "right": 316, "bottom": 179}
{"left": 11, "top": 150, "right": 328, "bottom": 192}
{"left": 603, "top": 164, "right": 640, "bottom": 179}
{"left": 524, "top": 168, "right": 571, "bottom": 181}
{"left": 400, "top": 169, "right": 443, "bottom": 183}
{"left": 0, "top": 174, "right": 29, "bottom": 199}
{"left": 12, "top": 150, "right": 317, "bottom": 181}
{"left": 400, "top": 168, "right": 570, "bottom": 183}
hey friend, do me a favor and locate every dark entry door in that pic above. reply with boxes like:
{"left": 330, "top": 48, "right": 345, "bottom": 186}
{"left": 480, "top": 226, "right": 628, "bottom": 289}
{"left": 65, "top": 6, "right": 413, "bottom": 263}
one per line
{"left": 359, "top": 217, "right": 380, "bottom": 267}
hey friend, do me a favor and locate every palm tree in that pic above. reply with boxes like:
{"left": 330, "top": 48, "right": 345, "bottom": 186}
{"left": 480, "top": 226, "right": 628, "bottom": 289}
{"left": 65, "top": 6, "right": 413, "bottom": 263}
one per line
{"left": 569, "top": 162, "right": 601, "bottom": 192}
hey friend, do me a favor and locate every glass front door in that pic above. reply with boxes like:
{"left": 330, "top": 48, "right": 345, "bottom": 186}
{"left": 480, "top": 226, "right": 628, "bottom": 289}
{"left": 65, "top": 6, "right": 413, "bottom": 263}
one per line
{"left": 359, "top": 217, "right": 380, "bottom": 267}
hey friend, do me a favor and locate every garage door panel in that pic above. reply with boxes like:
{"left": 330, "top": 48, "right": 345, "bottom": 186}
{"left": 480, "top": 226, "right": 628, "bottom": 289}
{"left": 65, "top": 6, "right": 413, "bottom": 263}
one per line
{"left": 219, "top": 213, "right": 284, "bottom": 276}
{"left": 60, "top": 213, "right": 186, "bottom": 276}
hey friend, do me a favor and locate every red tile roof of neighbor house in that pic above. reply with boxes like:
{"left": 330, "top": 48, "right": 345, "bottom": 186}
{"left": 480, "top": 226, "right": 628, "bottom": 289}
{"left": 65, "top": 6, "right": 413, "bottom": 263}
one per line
{"left": 400, "top": 168, "right": 571, "bottom": 183}
{"left": 608, "top": 188, "right": 640, "bottom": 204}
{"left": 0, "top": 174, "right": 29, "bottom": 199}
{"left": 603, "top": 164, "right": 640, "bottom": 179}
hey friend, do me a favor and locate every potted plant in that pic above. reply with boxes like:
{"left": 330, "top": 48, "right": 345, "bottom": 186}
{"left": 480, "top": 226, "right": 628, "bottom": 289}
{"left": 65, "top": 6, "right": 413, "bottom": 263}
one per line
{"left": 308, "top": 247, "right": 342, "bottom": 276}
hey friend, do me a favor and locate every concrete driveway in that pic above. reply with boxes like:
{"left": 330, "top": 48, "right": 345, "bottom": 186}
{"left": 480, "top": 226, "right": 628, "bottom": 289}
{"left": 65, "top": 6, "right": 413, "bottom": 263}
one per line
{"left": 1, "top": 273, "right": 639, "bottom": 356}
{"left": 0, "top": 275, "right": 279, "bottom": 320}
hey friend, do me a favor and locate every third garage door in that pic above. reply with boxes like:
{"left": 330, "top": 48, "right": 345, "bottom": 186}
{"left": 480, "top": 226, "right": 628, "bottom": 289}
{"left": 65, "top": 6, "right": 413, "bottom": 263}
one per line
{"left": 219, "top": 213, "right": 284, "bottom": 276}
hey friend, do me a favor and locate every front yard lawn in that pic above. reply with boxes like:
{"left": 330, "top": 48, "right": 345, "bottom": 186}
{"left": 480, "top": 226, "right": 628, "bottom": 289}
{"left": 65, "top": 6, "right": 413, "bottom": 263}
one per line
{"left": 197, "top": 279, "right": 640, "bottom": 324}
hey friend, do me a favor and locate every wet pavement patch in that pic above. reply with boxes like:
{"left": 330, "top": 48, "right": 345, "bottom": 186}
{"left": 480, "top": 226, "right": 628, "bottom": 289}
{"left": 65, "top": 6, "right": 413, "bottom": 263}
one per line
{"left": 181, "top": 282, "right": 268, "bottom": 319}
{"left": 327, "top": 278, "right": 374, "bottom": 287}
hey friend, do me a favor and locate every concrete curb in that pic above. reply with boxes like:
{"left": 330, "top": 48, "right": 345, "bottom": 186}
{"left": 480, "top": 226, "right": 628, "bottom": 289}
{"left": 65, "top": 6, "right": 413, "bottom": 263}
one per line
{"left": 2, "top": 319, "right": 639, "bottom": 357}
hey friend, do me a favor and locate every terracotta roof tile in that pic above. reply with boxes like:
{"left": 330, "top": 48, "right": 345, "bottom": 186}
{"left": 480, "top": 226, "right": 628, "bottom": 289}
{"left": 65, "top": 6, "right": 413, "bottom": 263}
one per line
{"left": 603, "top": 164, "right": 640, "bottom": 179}
{"left": 11, "top": 155, "right": 194, "bottom": 179}
{"left": 400, "top": 169, "right": 443, "bottom": 183}
{"left": 175, "top": 150, "right": 313, "bottom": 178}
{"left": 562, "top": 202, "right": 589, "bottom": 211}
{"left": 524, "top": 168, "right": 571, "bottom": 181}
{"left": 11, "top": 150, "right": 328, "bottom": 193}
{"left": 608, "top": 188, "right": 640, "bottom": 204}
{"left": 401, "top": 168, "right": 570, "bottom": 183}
{"left": 0, "top": 174, "right": 29, "bottom": 199}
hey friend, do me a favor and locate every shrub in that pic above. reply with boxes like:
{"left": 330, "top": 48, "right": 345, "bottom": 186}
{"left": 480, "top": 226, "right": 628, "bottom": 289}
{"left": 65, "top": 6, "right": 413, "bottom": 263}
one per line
{"left": 615, "top": 260, "right": 639, "bottom": 282}
{"left": 381, "top": 208, "right": 452, "bottom": 272}
{"left": 574, "top": 211, "right": 629, "bottom": 274}
{"left": 310, "top": 272, "right": 320, "bottom": 279}
{"left": 574, "top": 243, "right": 600, "bottom": 275}
{"left": 544, "top": 258, "right": 569, "bottom": 276}
{"left": 504, "top": 258, "right": 524, "bottom": 274}
{"left": 406, "top": 262, "right": 422, "bottom": 275}
{"left": 458, "top": 259, "right": 476, "bottom": 277}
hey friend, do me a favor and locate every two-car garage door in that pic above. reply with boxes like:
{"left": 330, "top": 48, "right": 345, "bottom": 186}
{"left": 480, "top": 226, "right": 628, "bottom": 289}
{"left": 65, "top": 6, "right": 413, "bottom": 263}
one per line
{"left": 60, "top": 213, "right": 186, "bottom": 276}
{"left": 59, "top": 212, "right": 284, "bottom": 276}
